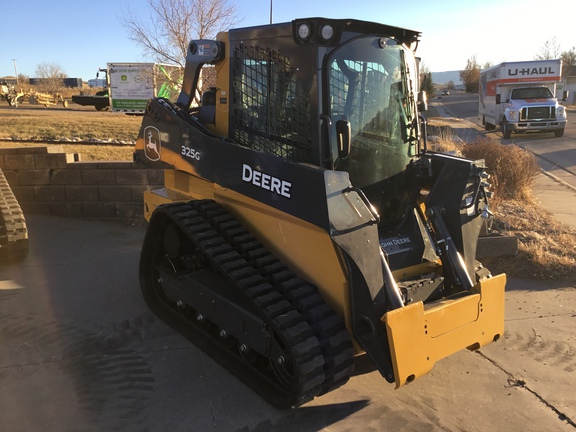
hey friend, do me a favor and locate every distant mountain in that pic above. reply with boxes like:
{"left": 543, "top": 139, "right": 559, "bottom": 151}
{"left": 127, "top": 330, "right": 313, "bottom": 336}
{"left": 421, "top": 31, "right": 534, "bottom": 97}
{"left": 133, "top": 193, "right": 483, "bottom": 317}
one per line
{"left": 431, "top": 70, "right": 461, "bottom": 85}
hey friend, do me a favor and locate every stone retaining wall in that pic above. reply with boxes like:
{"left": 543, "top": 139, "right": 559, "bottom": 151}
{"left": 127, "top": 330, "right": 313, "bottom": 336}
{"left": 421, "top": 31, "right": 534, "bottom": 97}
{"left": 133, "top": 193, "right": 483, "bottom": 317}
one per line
{"left": 0, "top": 146, "right": 164, "bottom": 221}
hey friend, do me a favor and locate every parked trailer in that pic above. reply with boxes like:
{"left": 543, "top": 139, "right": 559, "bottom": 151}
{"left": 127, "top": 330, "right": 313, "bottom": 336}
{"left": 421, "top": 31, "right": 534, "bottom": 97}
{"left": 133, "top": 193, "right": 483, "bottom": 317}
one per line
{"left": 71, "top": 68, "right": 110, "bottom": 111}
{"left": 107, "top": 63, "right": 181, "bottom": 113}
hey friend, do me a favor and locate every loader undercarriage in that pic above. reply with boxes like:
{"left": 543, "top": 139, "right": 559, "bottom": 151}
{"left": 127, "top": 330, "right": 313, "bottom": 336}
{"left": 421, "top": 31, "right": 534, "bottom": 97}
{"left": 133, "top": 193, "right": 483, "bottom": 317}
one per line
{"left": 139, "top": 200, "right": 354, "bottom": 408}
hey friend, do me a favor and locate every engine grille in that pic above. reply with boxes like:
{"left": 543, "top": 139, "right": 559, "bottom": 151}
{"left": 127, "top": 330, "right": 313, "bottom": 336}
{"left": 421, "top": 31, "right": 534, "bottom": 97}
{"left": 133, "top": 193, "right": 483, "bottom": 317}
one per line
{"left": 520, "top": 106, "right": 555, "bottom": 121}
{"left": 231, "top": 44, "right": 312, "bottom": 162}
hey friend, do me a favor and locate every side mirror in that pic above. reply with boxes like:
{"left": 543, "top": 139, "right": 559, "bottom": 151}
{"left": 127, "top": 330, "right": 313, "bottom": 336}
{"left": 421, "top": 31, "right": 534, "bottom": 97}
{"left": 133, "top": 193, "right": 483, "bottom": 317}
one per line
{"left": 418, "top": 91, "right": 428, "bottom": 112}
{"left": 336, "top": 119, "right": 351, "bottom": 159}
{"left": 496, "top": 94, "right": 501, "bottom": 104}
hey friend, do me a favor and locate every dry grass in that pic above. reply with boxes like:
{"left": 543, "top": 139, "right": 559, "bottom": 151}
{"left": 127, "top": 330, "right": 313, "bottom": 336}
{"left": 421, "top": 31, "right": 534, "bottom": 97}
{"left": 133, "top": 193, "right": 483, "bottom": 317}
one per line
{"left": 461, "top": 137, "right": 540, "bottom": 203}
{"left": 0, "top": 104, "right": 138, "bottom": 160}
{"left": 427, "top": 129, "right": 465, "bottom": 155}
{"left": 484, "top": 200, "right": 576, "bottom": 281}
{"left": 0, "top": 105, "right": 141, "bottom": 142}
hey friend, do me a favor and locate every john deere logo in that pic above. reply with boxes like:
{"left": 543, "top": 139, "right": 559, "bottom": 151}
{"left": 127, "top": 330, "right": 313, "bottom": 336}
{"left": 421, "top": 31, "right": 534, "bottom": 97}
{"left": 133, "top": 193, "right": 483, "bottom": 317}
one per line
{"left": 144, "top": 126, "right": 161, "bottom": 161}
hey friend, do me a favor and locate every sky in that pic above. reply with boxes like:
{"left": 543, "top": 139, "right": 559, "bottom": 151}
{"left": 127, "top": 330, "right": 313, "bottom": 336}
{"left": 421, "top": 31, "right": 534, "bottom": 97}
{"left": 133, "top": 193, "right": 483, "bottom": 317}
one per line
{"left": 2, "top": 0, "right": 575, "bottom": 81}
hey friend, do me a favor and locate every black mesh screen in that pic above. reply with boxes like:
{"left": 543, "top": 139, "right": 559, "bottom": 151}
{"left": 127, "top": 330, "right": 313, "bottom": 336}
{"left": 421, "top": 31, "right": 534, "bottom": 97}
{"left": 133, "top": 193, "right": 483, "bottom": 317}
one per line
{"left": 231, "top": 44, "right": 312, "bottom": 162}
{"left": 521, "top": 106, "right": 553, "bottom": 120}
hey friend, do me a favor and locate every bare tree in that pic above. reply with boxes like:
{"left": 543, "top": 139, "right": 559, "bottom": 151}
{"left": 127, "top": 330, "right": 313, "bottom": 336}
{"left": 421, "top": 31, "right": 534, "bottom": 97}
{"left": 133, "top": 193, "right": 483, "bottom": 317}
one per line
{"left": 35, "top": 62, "right": 67, "bottom": 79}
{"left": 17, "top": 73, "right": 30, "bottom": 88}
{"left": 459, "top": 55, "right": 480, "bottom": 93}
{"left": 561, "top": 47, "right": 576, "bottom": 67}
{"left": 535, "top": 37, "right": 562, "bottom": 60}
{"left": 121, "top": 0, "right": 240, "bottom": 69}
{"left": 34, "top": 62, "right": 67, "bottom": 94}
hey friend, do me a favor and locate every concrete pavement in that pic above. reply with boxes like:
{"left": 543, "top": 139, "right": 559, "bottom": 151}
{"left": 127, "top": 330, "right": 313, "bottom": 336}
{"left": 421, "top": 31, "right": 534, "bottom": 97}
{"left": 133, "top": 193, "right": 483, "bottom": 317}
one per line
{"left": 1, "top": 214, "right": 574, "bottom": 432}
{"left": 533, "top": 161, "right": 576, "bottom": 230}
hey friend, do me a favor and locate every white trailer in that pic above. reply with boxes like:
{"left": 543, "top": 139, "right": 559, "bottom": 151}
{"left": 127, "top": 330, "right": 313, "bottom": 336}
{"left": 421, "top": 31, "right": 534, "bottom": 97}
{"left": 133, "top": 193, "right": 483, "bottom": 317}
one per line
{"left": 107, "top": 63, "right": 181, "bottom": 113}
{"left": 478, "top": 60, "right": 567, "bottom": 138}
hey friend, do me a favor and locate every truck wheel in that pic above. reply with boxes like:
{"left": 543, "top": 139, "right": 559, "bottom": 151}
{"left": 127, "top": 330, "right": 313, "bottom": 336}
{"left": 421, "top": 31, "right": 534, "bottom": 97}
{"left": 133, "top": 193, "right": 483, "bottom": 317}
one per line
{"left": 501, "top": 119, "right": 512, "bottom": 139}
{"left": 483, "top": 117, "right": 495, "bottom": 131}
{"left": 554, "top": 128, "right": 564, "bottom": 138}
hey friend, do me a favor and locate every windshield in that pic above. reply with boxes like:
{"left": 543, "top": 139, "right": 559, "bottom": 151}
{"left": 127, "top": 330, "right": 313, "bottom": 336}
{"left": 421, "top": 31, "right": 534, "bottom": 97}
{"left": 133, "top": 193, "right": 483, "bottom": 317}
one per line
{"left": 327, "top": 36, "right": 418, "bottom": 189}
{"left": 511, "top": 87, "right": 553, "bottom": 99}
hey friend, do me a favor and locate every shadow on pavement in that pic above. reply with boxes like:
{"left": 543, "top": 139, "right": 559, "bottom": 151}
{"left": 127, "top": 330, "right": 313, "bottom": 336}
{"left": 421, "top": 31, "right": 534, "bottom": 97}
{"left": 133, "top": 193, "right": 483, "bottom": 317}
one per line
{"left": 236, "top": 400, "right": 370, "bottom": 432}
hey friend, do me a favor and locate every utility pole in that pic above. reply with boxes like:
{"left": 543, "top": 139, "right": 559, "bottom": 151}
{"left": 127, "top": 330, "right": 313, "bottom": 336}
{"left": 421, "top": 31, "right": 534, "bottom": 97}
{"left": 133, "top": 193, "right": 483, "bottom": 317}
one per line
{"left": 11, "top": 59, "right": 18, "bottom": 85}
{"left": 269, "top": 0, "right": 272, "bottom": 24}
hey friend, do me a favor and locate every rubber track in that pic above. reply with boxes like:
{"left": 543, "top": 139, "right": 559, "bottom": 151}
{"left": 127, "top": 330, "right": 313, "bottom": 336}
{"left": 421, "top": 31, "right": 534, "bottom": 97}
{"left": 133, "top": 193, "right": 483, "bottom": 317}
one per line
{"left": 0, "top": 168, "right": 28, "bottom": 259}
{"left": 147, "top": 201, "right": 327, "bottom": 408}
{"left": 193, "top": 200, "right": 354, "bottom": 395}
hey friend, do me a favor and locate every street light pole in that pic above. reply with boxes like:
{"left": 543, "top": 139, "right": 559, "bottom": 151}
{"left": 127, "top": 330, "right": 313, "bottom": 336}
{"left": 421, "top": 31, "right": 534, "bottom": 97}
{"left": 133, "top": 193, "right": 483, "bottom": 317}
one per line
{"left": 11, "top": 59, "right": 18, "bottom": 85}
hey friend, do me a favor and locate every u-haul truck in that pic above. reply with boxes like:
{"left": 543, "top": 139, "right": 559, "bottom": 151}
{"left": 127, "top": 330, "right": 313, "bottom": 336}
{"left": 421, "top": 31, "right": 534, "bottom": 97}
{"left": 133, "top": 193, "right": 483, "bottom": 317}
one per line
{"left": 479, "top": 60, "right": 567, "bottom": 138}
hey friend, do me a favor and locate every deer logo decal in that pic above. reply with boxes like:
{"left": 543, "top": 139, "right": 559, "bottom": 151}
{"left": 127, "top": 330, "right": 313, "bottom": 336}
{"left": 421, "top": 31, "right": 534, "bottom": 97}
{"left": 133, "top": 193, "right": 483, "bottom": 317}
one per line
{"left": 144, "top": 126, "right": 161, "bottom": 161}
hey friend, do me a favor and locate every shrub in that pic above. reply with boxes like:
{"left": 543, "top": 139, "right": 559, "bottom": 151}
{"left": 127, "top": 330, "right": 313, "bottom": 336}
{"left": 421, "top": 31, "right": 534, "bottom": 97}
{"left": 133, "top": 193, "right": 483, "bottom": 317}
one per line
{"left": 461, "top": 137, "right": 540, "bottom": 202}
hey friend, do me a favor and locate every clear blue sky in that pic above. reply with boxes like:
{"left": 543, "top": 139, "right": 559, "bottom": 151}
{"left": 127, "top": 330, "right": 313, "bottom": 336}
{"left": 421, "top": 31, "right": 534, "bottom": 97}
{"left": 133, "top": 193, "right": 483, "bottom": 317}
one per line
{"left": 2, "top": 0, "right": 575, "bottom": 81}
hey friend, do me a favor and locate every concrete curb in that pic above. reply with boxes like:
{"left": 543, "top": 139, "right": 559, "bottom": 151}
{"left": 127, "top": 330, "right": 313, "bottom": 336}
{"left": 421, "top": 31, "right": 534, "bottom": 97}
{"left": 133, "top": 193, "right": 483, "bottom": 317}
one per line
{"left": 538, "top": 167, "right": 576, "bottom": 193}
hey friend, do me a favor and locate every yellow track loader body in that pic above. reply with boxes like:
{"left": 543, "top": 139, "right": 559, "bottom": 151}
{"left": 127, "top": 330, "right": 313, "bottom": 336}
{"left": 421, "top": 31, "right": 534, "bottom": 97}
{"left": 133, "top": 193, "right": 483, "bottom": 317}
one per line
{"left": 134, "top": 18, "right": 505, "bottom": 408}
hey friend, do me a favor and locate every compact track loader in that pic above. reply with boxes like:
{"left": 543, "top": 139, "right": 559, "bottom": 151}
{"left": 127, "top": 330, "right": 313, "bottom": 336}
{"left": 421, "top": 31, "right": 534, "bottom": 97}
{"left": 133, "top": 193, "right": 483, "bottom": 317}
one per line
{"left": 134, "top": 18, "right": 505, "bottom": 408}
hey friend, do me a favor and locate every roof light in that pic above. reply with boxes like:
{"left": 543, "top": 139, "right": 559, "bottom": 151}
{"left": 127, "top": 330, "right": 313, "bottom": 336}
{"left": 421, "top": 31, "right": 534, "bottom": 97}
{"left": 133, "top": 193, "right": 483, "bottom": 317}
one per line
{"left": 321, "top": 25, "right": 334, "bottom": 41}
{"left": 292, "top": 19, "right": 341, "bottom": 45}
{"left": 298, "top": 23, "right": 311, "bottom": 40}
